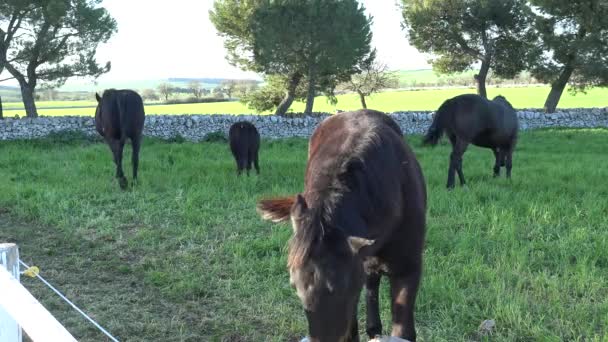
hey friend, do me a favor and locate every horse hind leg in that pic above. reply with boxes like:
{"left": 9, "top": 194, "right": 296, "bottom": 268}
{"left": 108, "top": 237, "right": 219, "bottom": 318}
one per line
{"left": 246, "top": 149, "right": 254, "bottom": 177}
{"left": 456, "top": 152, "right": 467, "bottom": 186}
{"left": 110, "top": 139, "right": 127, "bottom": 189}
{"left": 253, "top": 150, "right": 260, "bottom": 175}
{"left": 131, "top": 135, "right": 142, "bottom": 182}
{"left": 448, "top": 138, "right": 467, "bottom": 188}
{"left": 236, "top": 155, "right": 246, "bottom": 176}
{"left": 505, "top": 145, "right": 514, "bottom": 179}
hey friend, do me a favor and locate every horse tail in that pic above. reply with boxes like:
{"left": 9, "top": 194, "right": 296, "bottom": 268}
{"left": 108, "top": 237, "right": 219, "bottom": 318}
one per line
{"left": 117, "top": 92, "right": 128, "bottom": 140}
{"left": 423, "top": 98, "right": 452, "bottom": 146}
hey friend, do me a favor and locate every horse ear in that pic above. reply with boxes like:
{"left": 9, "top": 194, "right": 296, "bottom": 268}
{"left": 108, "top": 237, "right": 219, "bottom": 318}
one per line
{"left": 257, "top": 196, "right": 295, "bottom": 223}
{"left": 347, "top": 236, "right": 375, "bottom": 255}
{"left": 291, "top": 194, "right": 308, "bottom": 218}
{"left": 95, "top": 93, "right": 101, "bottom": 102}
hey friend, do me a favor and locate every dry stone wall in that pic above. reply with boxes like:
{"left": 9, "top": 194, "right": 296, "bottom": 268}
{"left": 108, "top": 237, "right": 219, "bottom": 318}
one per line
{"left": 1, "top": 108, "right": 607, "bottom": 141}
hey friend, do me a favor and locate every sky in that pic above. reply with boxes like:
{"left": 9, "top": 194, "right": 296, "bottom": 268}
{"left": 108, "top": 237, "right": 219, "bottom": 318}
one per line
{"left": 2, "top": 0, "right": 431, "bottom": 86}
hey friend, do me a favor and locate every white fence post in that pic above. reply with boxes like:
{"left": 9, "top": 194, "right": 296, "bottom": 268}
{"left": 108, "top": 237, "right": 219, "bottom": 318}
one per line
{"left": 0, "top": 243, "right": 21, "bottom": 342}
{"left": 0, "top": 243, "right": 77, "bottom": 342}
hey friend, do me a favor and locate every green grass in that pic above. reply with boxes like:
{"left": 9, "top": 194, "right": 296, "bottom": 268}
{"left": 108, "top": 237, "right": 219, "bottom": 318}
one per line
{"left": 395, "top": 69, "right": 476, "bottom": 85}
{"left": 2, "top": 100, "right": 98, "bottom": 109}
{"left": 3, "top": 86, "right": 608, "bottom": 117}
{"left": 0, "top": 129, "right": 607, "bottom": 341}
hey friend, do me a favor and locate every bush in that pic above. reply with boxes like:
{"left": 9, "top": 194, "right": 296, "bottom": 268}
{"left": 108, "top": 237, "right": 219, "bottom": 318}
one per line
{"left": 203, "top": 131, "right": 228, "bottom": 142}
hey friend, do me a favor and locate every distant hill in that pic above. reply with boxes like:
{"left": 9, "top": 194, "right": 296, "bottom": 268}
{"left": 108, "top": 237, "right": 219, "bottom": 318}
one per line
{"left": 57, "top": 77, "right": 261, "bottom": 93}
{"left": 0, "top": 85, "right": 21, "bottom": 102}
{"left": 168, "top": 77, "right": 261, "bottom": 84}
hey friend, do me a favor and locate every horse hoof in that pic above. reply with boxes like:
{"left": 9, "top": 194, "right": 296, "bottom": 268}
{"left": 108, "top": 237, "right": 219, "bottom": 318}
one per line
{"left": 118, "top": 177, "right": 128, "bottom": 190}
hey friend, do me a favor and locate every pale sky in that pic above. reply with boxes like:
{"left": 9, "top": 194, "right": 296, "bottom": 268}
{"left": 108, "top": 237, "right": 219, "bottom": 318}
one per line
{"left": 2, "top": 0, "right": 430, "bottom": 85}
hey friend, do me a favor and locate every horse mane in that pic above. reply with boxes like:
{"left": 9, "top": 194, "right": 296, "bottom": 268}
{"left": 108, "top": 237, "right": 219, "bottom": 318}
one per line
{"left": 492, "top": 95, "right": 515, "bottom": 110}
{"left": 287, "top": 115, "right": 383, "bottom": 269}
{"left": 101, "top": 88, "right": 118, "bottom": 97}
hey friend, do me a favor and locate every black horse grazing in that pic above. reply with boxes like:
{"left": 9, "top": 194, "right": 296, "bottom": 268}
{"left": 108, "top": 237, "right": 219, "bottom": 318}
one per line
{"left": 95, "top": 89, "right": 145, "bottom": 189}
{"left": 423, "top": 94, "right": 519, "bottom": 189}
{"left": 229, "top": 121, "right": 260, "bottom": 176}
{"left": 257, "top": 110, "right": 426, "bottom": 342}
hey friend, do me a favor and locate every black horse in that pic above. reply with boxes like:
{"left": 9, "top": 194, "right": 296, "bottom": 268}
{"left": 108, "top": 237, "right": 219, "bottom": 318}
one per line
{"left": 423, "top": 94, "right": 519, "bottom": 189}
{"left": 95, "top": 89, "right": 145, "bottom": 189}
{"left": 229, "top": 121, "right": 260, "bottom": 176}
{"left": 258, "top": 110, "right": 426, "bottom": 342}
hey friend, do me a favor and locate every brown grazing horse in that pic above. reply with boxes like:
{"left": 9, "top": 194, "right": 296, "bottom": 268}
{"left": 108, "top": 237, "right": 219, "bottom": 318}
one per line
{"left": 229, "top": 121, "right": 260, "bottom": 176}
{"left": 423, "top": 94, "right": 519, "bottom": 189}
{"left": 95, "top": 89, "right": 145, "bottom": 189}
{"left": 257, "top": 110, "right": 426, "bottom": 342}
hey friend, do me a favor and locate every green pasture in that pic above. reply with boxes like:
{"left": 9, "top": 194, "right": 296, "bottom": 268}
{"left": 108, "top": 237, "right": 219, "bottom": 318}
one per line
{"left": 0, "top": 128, "right": 607, "bottom": 341}
{"left": 2, "top": 86, "right": 607, "bottom": 117}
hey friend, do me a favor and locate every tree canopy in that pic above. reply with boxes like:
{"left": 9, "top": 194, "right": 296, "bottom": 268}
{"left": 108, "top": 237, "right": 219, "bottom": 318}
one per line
{"left": 2, "top": 0, "right": 116, "bottom": 117}
{"left": 340, "top": 54, "right": 399, "bottom": 109}
{"left": 211, "top": 0, "right": 373, "bottom": 115}
{"left": 401, "top": 0, "right": 536, "bottom": 98}
{"left": 527, "top": 0, "right": 608, "bottom": 112}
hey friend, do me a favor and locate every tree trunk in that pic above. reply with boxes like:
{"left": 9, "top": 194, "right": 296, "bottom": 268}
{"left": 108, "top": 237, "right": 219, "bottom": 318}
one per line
{"left": 304, "top": 67, "right": 316, "bottom": 115}
{"left": 544, "top": 62, "right": 575, "bottom": 113}
{"left": 19, "top": 80, "right": 38, "bottom": 118}
{"left": 0, "top": 96, "right": 3, "bottom": 119}
{"left": 5, "top": 62, "right": 38, "bottom": 118}
{"left": 474, "top": 59, "right": 491, "bottom": 99}
{"left": 358, "top": 91, "right": 367, "bottom": 109}
{"left": 275, "top": 72, "right": 302, "bottom": 116}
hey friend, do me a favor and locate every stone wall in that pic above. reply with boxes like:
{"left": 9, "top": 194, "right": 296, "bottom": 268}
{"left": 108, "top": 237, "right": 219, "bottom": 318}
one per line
{"left": 1, "top": 108, "right": 607, "bottom": 141}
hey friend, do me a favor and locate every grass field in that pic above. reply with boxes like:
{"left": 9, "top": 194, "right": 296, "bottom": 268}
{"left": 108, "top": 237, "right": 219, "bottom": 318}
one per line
{"left": 2, "top": 86, "right": 608, "bottom": 117}
{"left": 0, "top": 128, "right": 607, "bottom": 341}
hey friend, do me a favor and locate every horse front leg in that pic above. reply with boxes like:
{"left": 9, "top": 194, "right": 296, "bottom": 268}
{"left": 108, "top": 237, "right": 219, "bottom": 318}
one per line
{"left": 346, "top": 310, "right": 360, "bottom": 342}
{"left": 447, "top": 151, "right": 457, "bottom": 189}
{"left": 365, "top": 272, "right": 382, "bottom": 339}
{"left": 389, "top": 268, "right": 421, "bottom": 342}
{"left": 493, "top": 148, "right": 502, "bottom": 177}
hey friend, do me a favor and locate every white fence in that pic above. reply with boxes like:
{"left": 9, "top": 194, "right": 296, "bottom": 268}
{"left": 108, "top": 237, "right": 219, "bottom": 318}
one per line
{"left": 0, "top": 243, "right": 77, "bottom": 342}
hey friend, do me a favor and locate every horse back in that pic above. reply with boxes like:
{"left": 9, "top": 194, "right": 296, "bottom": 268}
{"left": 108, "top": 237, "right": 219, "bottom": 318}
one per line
{"left": 229, "top": 121, "right": 260, "bottom": 158}
{"left": 117, "top": 90, "right": 145, "bottom": 139}
{"left": 305, "top": 110, "right": 426, "bottom": 255}
{"left": 97, "top": 89, "right": 145, "bottom": 140}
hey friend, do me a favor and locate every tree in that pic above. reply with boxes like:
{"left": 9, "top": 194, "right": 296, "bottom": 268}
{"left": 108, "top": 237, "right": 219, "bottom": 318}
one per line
{"left": 249, "top": 0, "right": 373, "bottom": 114}
{"left": 220, "top": 79, "right": 237, "bottom": 99}
{"left": 157, "top": 82, "right": 174, "bottom": 102}
{"left": 4, "top": 0, "right": 116, "bottom": 117}
{"left": 234, "top": 80, "right": 259, "bottom": 98}
{"left": 340, "top": 58, "right": 399, "bottom": 109}
{"left": 401, "top": 0, "right": 536, "bottom": 98}
{"left": 241, "top": 74, "right": 307, "bottom": 112}
{"left": 212, "top": 86, "right": 225, "bottom": 98}
{"left": 209, "top": 0, "right": 262, "bottom": 71}
{"left": 527, "top": 0, "right": 608, "bottom": 112}
{"left": 0, "top": 0, "right": 37, "bottom": 119}
{"left": 142, "top": 88, "right": 158, "bottom": 101}
{"left": 188, "top": 80, "right": 204, "bottom": 100}
{"left": 0, "top": 0, "right": 33, "bottom": 74}
{"left": 210, "top": 0, "right": 373, "bottom": 115}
